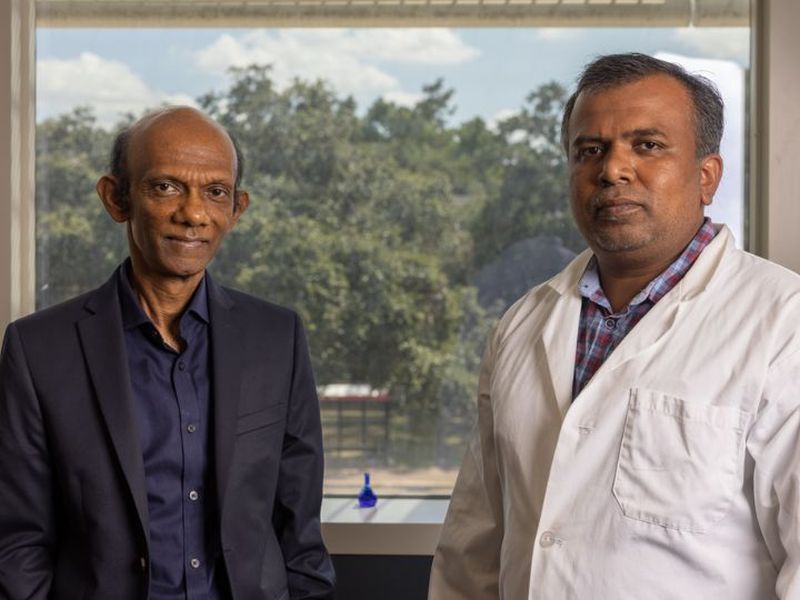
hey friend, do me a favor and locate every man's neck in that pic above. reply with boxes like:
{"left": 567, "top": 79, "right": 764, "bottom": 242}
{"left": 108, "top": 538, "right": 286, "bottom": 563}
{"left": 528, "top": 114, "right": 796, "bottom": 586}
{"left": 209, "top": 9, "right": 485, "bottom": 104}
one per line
{"left": 595, "top": 261, "right": 672, "bottom": 313}
{"left": 593, "top": 220, "right": 710, "bottom": 313}
{"left": 127, "top": 267, "right": 203, "bottom": 351}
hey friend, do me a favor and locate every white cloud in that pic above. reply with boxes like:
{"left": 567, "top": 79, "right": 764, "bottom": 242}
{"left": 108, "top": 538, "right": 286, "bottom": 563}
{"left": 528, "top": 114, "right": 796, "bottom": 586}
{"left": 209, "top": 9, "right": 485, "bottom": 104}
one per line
{"left": 195, "top": 31, "right": 398, "bottom": 96}
{"left": 672, "top": 28, "right": 749, "bottom": 65}
{"left": 487, "top": 107, "right": 517, "bottom": 131}
{"left": 382, "top": 90, "right": 423, "bottom": 108}
{"left": 37, "top": 52, "right": 196, "bottom": 127}
{"left": 194, "top": 28, "right": 480, "bottom": 104}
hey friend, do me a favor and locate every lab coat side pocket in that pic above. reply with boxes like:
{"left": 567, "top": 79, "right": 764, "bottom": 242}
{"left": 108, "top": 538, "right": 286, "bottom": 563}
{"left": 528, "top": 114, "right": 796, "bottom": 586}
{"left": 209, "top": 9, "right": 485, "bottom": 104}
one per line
{"left": 612, "top": 388, "right": 750, "bottom": 533}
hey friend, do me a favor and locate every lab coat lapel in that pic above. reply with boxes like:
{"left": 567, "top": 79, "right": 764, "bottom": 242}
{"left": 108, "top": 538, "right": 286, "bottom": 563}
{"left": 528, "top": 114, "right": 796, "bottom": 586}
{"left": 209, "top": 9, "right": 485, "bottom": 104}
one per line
{"left": 582, "top": 225, "right": 731, "bottom": 389}
{"left": 77, "top": 275, "right": 149, "bottom": 539}
{"left": 540, "top": 250, "right": 592, "bottom": 418}
{"left": 590, "top": 288, "right": 682, "bottom": 379}
{"left": 207, "top": 275, "right": 244, "bottom": 516}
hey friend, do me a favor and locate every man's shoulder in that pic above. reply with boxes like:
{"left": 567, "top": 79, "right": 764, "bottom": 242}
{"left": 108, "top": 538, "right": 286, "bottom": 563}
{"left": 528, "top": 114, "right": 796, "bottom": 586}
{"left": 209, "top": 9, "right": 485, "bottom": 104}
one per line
{"left": 487, "top": 276, "right": 575, "bottom": 354}
{"left": 1, "top": 283, "right": 112, "bottom": 366}
{"left": 723, "top": 245, "right": 800, "bottom": 301}
{"left": 212, "top": 282, "right": 300, "bottom": 325}
{"left": 494, "top": 249, "right": 590, "bottom": 333}
{"left": 10, "top": 287, "right": 100, "bottom": 336}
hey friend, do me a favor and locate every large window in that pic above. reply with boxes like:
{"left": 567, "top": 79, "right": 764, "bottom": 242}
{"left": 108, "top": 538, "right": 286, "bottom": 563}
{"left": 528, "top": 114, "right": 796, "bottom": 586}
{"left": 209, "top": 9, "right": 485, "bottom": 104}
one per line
{"left": 36, "top": 19, "right": 750, "bottom": 496}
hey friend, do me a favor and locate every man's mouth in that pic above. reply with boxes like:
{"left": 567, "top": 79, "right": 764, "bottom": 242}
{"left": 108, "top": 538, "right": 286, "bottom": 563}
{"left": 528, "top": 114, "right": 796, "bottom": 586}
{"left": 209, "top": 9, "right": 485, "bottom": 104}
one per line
{"left": 166, "top": 236, "right": 208, "bottom": 248}
{"left": 592, "top": 197, "right": 644, "bottom": 221}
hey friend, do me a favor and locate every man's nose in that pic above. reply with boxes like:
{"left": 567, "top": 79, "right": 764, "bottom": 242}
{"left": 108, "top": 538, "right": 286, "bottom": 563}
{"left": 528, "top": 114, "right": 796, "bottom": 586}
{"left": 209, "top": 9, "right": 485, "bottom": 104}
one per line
{"left": 598, "top": 145, "right": 634, "bottom": 186}
{"left": 174, "top": 189, "right": 210, "bottom": 226}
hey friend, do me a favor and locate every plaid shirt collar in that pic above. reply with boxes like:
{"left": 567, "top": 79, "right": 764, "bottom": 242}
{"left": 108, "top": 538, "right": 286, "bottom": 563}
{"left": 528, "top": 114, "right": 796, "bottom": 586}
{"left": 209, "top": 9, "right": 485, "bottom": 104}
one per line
{"left": 578, "top": 217, "right": 717, "bottom": 314}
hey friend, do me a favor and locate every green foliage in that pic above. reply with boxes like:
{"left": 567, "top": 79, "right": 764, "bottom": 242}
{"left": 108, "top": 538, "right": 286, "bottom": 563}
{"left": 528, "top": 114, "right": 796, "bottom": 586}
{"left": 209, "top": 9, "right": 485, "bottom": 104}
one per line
{"left": 203, "top": 68, "right": 475, "bottom": 411}
{"left": 472, "top": 82, "right": 583, "bottom": 266}
{"left": 35, "top": 107, "right": 127, "bottom": 305}
{"left": 36, "top": 66, "right": 578, "bottom": 464}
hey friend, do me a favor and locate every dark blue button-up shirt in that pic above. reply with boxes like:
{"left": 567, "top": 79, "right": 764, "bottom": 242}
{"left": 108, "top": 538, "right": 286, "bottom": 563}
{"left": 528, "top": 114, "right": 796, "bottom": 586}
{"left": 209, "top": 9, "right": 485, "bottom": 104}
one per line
{"left": 118, "top": 262, "right": 227, "bottom": 600}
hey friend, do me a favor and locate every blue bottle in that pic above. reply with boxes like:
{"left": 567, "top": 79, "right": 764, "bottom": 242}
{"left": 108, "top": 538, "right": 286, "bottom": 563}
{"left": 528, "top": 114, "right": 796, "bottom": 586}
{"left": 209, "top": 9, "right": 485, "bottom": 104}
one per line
{"left": 358, "top": 472, "right": 378, "bottom": 508}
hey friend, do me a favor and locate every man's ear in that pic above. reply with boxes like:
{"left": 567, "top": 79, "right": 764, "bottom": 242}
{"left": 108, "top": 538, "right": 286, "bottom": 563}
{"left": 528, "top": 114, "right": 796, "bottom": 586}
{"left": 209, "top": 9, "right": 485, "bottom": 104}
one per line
{"left": 96, "top": 175, "right": 129, "bottom": 223}
{"left": 699, "top": 154, "right": 723, "bottom": 207}
{"left": 232, "top": 190, "right": 250, "bottom": 223}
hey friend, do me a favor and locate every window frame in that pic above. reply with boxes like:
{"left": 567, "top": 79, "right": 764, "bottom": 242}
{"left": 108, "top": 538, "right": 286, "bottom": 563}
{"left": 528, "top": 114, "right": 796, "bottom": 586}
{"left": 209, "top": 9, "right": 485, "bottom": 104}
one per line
{"left": 3, "top": 0, "right": 798, "bottom": 555}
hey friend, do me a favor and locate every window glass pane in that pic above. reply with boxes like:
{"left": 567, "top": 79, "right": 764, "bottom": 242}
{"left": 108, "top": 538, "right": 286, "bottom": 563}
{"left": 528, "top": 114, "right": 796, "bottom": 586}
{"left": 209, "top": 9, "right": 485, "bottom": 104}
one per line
{"left": 35, "top": 25, "right": 750, "bottom": 496}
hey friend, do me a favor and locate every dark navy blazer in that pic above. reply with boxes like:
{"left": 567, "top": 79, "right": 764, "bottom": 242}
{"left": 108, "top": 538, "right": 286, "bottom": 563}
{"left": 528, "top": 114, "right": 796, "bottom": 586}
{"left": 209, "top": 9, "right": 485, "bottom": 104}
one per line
{"left": 0, "top": 268, "right": 335, "bottom": 600}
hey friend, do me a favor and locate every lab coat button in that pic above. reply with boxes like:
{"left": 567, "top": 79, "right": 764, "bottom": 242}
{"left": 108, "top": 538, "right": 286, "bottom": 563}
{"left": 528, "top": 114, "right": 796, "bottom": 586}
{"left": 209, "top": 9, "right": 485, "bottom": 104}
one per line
{"left": 539, "top": 531, "right": 556, "bottom": 548}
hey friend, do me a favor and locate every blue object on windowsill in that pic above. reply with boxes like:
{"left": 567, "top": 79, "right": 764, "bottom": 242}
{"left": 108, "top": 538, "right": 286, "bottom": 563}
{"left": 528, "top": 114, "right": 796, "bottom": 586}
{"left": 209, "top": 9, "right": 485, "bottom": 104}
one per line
{"left": 358, "top": 472, "right": 378, "bottom": 508}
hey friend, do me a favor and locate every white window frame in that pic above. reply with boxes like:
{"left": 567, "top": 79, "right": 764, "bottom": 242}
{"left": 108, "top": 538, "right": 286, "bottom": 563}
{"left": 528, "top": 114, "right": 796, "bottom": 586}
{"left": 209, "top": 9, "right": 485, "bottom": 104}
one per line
{"left": 2, "top": 0, "right": 798, "bottom": 555}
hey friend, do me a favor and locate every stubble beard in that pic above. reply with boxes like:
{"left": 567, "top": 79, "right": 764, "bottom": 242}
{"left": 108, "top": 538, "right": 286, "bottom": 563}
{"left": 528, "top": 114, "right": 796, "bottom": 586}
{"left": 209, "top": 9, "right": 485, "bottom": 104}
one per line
{"left": 586, "top": 222, "right": 660, "bottom": 254}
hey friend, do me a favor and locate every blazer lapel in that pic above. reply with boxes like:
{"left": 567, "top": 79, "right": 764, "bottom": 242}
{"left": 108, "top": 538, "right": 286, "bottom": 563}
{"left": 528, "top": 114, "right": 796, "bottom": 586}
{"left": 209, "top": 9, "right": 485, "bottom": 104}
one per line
{"left": 77, "top": 274, "right": 149, "bottom": 539}
{"left": 207, "top": 276, "right": 244, "bottom": 516}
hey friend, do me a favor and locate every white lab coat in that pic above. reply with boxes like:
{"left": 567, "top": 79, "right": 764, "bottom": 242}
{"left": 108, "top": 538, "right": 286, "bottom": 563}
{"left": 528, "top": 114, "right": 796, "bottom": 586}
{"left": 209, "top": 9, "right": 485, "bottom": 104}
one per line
{"left": 429, "top": 225, "right": 800, "bottom": 600}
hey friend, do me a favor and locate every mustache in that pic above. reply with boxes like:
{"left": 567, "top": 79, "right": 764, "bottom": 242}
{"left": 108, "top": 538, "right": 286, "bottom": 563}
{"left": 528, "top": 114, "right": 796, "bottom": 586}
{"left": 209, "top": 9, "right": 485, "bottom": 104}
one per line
{"left": 589, "top": 192, "right": 646, "bottom": 212}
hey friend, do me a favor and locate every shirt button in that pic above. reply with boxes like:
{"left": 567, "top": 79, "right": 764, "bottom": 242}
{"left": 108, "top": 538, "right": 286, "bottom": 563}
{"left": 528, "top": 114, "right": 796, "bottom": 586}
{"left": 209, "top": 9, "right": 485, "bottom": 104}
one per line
{"left": 178, "top": 361, "right": 186, "bottom": 371}
{"left": 138, "top": 556, "right": 147, "bottom": 572}
{"left": 539, "top": 531, "right": 556, "bottom": 548}
{"left": 190, "top": 558, "right": 200, "bottom": 569}
{"left": 604, "top": 318, "right": 616, "bottom": 329}
{"left": 188, "top": 490, "right": 199, "bottom": 501}
{"left": 187, "top": 423, "right": 197, "bottom": 433}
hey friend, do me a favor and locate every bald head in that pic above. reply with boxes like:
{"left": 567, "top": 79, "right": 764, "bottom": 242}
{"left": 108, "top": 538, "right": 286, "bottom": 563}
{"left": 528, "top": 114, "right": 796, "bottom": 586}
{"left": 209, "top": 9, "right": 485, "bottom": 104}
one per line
{"left": 109, "top": 106, "right": 245, "bottom": 200}
{"left": 96, "top": 105, "right": 250, "bottom": 287}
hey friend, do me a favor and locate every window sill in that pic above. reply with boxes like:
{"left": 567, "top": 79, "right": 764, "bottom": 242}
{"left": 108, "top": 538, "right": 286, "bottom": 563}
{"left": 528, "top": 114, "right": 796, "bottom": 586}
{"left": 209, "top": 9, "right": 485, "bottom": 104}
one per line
{"left": 321, "top": 497, "right": 449, "bottom": 555}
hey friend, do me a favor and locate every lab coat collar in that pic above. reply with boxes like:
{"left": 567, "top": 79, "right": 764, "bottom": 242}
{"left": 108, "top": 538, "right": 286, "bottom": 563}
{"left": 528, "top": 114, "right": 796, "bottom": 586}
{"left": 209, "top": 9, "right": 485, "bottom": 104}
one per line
{"left": 544, "top": 223, "right": 733, "bottom": 300}
{"left": 540, "top": 223, "right": 734, "bottom": 417}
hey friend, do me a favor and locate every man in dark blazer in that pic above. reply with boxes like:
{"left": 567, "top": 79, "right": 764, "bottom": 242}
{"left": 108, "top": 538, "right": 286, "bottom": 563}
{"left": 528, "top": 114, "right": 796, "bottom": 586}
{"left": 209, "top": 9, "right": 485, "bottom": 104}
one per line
{"left": 0, "top": 106, "right": 335, "bottom": 599}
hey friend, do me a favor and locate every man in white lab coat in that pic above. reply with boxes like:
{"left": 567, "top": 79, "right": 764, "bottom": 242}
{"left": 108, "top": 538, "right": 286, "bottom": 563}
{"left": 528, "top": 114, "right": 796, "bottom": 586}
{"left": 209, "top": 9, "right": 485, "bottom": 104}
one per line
{"left": 429, "top": 53, "right": 800, "bottom": 599}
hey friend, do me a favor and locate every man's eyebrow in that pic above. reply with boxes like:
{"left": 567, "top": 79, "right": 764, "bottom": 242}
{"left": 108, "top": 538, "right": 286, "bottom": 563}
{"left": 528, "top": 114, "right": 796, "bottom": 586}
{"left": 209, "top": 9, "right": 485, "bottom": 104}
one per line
{"left": 573, "top": 128, "right": 668, "bottom": 145}
{"left": 622, "top": 127, "right": 668, "bottom": 139}
{"left": 142, "top": 173, "right": 234, "bottom": 185}
{"left": 572, "top": 135, "right": 606, "bottom": 146}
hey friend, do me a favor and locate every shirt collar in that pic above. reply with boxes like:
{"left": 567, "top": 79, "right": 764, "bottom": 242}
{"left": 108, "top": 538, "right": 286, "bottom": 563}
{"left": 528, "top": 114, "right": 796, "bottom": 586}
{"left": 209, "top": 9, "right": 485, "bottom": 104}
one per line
{"left": 578, "top": 217, "right": 717, "bottom": 314}
{"left": 117, "top": 259, "right": 210, "bottom": 331}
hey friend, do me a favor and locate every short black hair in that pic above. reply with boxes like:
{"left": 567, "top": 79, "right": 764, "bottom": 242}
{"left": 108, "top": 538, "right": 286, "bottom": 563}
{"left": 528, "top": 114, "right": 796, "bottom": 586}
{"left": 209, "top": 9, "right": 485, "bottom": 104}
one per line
{"left": 560, "top": 53, "right": 724, "bottom": 158}
{"left": 108, "top": 109, "right": 246, "bottom": 201}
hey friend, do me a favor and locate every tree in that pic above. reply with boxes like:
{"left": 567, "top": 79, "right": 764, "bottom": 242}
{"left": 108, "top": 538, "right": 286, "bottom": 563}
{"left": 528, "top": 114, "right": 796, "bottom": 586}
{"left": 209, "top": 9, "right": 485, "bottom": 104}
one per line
{"left": 471, "top": 81, "right": 583, "bottom": 267}
{"left": 35, "top": 107, "right": 126, "bottom": 306}
{"left": 203, "top": 67, "right": 478, "bottom": 415}
{"left": 36, "top": 67, "right": 578, "bottom": 467}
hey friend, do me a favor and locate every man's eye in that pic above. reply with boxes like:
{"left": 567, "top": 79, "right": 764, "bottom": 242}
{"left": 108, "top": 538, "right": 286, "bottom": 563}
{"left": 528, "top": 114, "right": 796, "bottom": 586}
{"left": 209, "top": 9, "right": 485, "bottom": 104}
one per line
{"left": 154, "top": 182, "right": 175, "bottom": 193}
{"left": 208, "top": 187, "right": 229, "bottom": 199}
{"left": 577, "top": 146, "right": 602, "bottom": 159}
{"left": 639, "top": 141, "right": 661, "bottom": 151}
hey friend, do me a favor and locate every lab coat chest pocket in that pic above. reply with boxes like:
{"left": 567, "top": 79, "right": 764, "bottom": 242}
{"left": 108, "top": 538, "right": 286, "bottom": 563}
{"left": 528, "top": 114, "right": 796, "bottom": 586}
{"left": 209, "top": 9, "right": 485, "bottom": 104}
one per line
{"left": 612, "top": 388, "right": 750, "bottom": 533}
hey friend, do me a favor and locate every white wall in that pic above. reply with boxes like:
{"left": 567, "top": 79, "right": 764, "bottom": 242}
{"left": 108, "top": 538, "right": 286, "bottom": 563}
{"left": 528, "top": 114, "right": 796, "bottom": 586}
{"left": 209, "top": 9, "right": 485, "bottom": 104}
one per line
{"left": 752, "top": 0, "right": 800, "bottom": 273}
{"left": 0, "top": 0, "right": 35, "bottom": 332}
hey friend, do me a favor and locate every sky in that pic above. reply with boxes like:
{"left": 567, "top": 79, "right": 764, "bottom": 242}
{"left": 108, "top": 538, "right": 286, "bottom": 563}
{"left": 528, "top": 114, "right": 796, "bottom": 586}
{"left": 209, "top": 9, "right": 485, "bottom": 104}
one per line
{"left": 35, "top": 26, "right": 750, "bottom": 241}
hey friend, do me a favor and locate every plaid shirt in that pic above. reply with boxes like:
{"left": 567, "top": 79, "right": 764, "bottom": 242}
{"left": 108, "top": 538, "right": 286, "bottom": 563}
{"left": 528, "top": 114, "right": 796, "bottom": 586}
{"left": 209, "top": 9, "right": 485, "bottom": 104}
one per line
{"left": 572, "top": 218, "right": 716, "bottom": 399}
